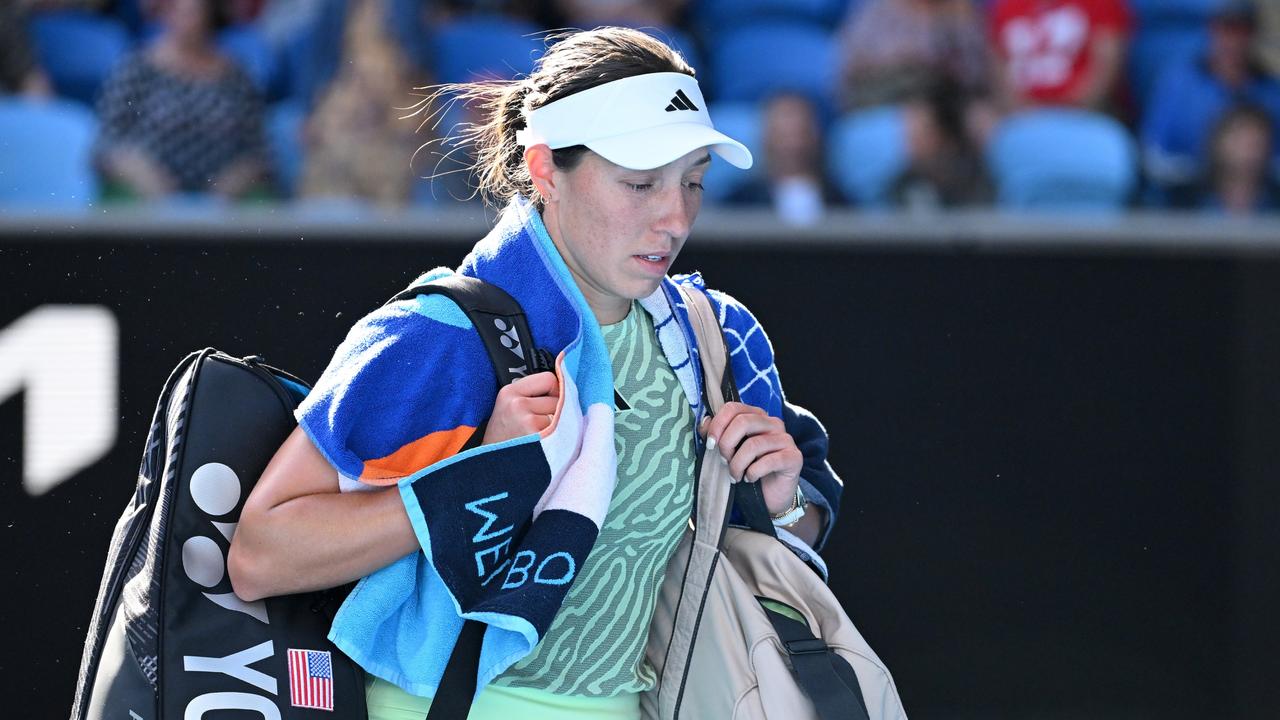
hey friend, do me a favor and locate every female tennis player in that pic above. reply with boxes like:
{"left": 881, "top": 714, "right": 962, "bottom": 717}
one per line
{"left": 229, "top": 26, "right": 842, "bottom": 720}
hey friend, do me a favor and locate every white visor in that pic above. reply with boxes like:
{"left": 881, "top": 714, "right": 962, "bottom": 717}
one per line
{"left": 515, "top": 72, "right": 753, "bottom": 171}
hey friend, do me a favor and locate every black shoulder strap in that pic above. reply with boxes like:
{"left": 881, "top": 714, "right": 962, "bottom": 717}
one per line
{"left": 386, "top": 274, "right": 552, "bottom": 387}
{"left": 761, "top": 603, "right": 871, "bottom": 720}
{"left": 386, "top": 275, "right": 547, "bottom": 720}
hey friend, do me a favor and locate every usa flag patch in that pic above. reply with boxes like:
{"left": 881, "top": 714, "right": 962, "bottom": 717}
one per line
{"left": 288, "top": 648, "right": 334, "bottom": 711}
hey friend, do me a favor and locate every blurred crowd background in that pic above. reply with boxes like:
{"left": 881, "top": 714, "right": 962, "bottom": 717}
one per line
{"left": 2, "top": 0, "right": 1279, "bottom": 224}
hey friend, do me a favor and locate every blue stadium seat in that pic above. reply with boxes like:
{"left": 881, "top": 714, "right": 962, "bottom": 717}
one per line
{"left": 112, "top": 0, "right": 148, "bottom": 37}
{"left": 707, "top": 23, "right": 836, "bottom": 107}
{"left": 691, "top": 0, "right": 849, "bottom": 31}
{"left": 1129, "top": 0, "right": 1218, "bottom": 21}
{"left": 632, "top": 25, "right": 704, "bottom": 78}
{"left": 826, "top": 106, "right": 909, "bottom": 208}
{"left": 431, "top": 15, "right": 544, "bottom": 83}
{"left": 267, "top": 100, "right": 307, "bottom": 198}
{"left": 1128, "top": 0, "right": 1215, "bottom": 106}
{"left": 987, "top": 109, "right": 1137, "bottom": 211}
{"left": 701, "top": 102, "right": 764, "bottom": 204}
{"left": 276, "top": 7, "right": 331, "bottom": 106}
{"left": 219, "top": 24, "right": 282, "bottom": 97}
{"left": 1130, "top": 29, "right": 1207, "bottom": 107}
{"left": 0, "top": 99, "right": 99, "bottom": 211}
{"left": 274, "top": 0, "right": 364, "bottom": 107}
{"left": 30, "top": 11, "right": 133, "bottom": 105}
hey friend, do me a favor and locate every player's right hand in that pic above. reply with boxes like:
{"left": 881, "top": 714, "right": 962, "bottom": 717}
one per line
{"left": 481, "top": 371, "right": 560, "bottom": 445}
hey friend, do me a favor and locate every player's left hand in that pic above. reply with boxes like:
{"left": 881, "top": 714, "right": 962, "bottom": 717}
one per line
{"left": 699, "top": 402, "right": 803, "bottom": 515}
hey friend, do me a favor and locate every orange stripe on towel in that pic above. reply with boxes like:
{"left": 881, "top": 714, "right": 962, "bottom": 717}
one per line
{"left": 359, "top": 425, "right": 477, "bottom": 484}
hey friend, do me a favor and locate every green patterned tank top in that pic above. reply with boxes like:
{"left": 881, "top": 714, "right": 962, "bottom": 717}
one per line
{"left": 493, "top": 301, "right": 696, "bottom": 696}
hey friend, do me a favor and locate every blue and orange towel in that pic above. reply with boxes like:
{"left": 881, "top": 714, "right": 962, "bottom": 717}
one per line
{"left": 296, "top": 195, "right": 788, "bottom": 698}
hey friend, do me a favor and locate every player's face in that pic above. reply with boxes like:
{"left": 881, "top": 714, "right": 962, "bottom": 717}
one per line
{"left": 545, "top": 148, "right": 710, "bottom": 324}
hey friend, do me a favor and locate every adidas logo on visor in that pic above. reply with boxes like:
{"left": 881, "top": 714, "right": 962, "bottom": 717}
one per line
{"left": 664, "top": 89, "right": 700, "bottom": 112}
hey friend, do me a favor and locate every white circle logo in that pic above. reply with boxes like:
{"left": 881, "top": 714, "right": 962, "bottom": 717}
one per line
{"left": 181, "top": 536, "right": 225, "bottom": 588}
{"left": 190, "top": 462, "right": 240, "bottom": 517}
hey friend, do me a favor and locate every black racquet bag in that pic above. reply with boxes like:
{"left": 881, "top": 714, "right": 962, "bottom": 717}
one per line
{"left": 71, "top": 276, "right": 548, "bottom": 720}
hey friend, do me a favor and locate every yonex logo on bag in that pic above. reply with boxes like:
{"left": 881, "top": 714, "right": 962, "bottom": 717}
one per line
{"left": 664, "top": 89, "right": 699, "bottom": 112}
{"left": 178, "top": 462, "right": 287, "bottom": 717}
{"left": 183, "top": 462, "right": 268, "bottom": 624}
{"left": 493, "top": 317, "right": 529, "bottom": 377}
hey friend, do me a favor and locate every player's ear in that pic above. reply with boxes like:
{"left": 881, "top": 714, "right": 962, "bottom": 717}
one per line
{"left": 526, "top": 144, "right": 560, "bottom": 205}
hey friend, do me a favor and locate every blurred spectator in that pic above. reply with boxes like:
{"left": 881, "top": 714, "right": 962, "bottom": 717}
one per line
{"left": 836, "top": 0, "right": 995, "bottom": 205}
{"left": 718, "top": 92, "right": 832, "bottom": 224}
{"left": 1204, "top": 104, "right": 1277, "bottom": 214}
{"left": 137, "top": 0, "right": 262, "bottom": 25}
{"left": 990, "top": 0, "right": 1132, "bottom": 112}
{"left": 94, "top": 0, "right": 268, "bottom": 200}
{"left": 0, "top": 3, "right": 54, "bottom": 97}
{"left": 222, "top": 0, "right": 264, "bottom": 25}
{"left": 1255, "top": 0, "right": 1280, "bottom": 78}
{"left": 764, "top": 92, "right": 828, "bottom": 224}
{"left": 1141, "top": 0, "right": 1280, "bottom": 206}
{"left": 285, "top": 0, "right": 433, "bottom": 110}
{"left": 838, "top": 0, "right": 990, "bottom": 111}
{"left": 298, "top": 0, "right": 430, "bottom": 207}
{"left": 901, "top": 79, "right": 999, "bottom": 206}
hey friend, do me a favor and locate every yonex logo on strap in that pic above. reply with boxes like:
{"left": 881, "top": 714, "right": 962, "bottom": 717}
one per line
{"left": 493, "top": 317, "right": 529, "bottom": 377}
{"left": 664, "top": 89, "right": 699, "bottom": 112}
